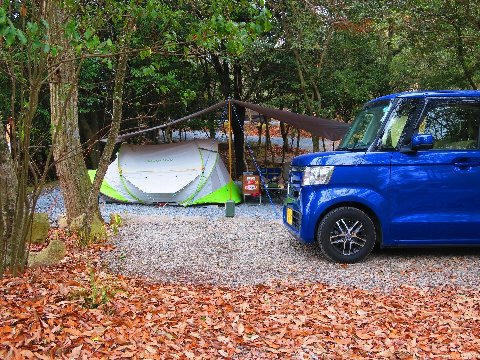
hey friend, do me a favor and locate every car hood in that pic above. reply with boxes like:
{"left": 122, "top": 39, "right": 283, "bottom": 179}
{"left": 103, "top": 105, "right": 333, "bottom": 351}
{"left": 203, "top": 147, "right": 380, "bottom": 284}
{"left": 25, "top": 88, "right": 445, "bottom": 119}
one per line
{"left": 291, "top": 151, "right": 369, "bottom": 166}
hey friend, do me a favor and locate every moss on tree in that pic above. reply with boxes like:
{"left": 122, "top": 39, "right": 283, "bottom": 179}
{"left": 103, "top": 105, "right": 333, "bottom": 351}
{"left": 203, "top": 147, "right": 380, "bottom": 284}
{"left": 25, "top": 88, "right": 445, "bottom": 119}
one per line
{"left": 28, "top": 213, "right": 50, "bottom": 245}
{"left": 28, "top": 240, "right": 66, "bottom": 268}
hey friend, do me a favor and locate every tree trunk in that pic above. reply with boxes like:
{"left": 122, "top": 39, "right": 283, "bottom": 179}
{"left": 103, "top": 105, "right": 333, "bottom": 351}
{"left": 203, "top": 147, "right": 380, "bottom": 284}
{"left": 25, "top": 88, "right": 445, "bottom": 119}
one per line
{"left": 0, "top": 122, "right": 18, "bottom": 274}
{"left": 208, "top": 119, "right": 216, "bottom": 138}
{"left": 285, "top": 11, "right": 335, "bottom": 153}
{"left": 292, "top": 49, "right": 319, "bottom": 151}
{"left": 295, "top": 129, "right": 300, "bottom": 156}
{"left": 211, "top": 54, "right": 246, "bottom": 177}
{"left": 50, "top": 70, "right": 93, "bottom": 220}
{"left": 232, "top": 104, "right": 245, "bottom": 177}
{"left": 280, "top": 121, "right": 289, "bottom": 165}
{"left": 264, "top": 116, "right": 270, "bottom": 165}
{"left": 312, "top": 136, "right": 320, "bottom": 152}
{"left": 84, "top": 36, "right": 130, "bottom": 240}
{"left": 48, "top": 3, "right": 95, "bottom": 221}
{"left": 257, "top": 119, "right": 263, "bottom": 147}
{"left": 0, "top": 84, "right": 41, "bottom": 275}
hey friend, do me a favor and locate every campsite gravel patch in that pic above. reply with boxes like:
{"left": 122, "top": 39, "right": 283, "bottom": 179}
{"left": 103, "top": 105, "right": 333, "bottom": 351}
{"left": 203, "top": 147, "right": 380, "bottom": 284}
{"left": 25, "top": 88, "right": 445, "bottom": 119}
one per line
{"left": 106, "top": 215, "right": 480, "bottom": 292}
{"left": 35, "top": 187, "right": 282, "bottom": 223}
{"left": 37, "top": 187, "right": 480, "bottom": 291}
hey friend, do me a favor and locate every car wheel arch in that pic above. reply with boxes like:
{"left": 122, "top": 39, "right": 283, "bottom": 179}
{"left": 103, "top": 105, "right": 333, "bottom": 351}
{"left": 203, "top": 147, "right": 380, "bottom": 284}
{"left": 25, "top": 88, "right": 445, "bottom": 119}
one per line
{"left": 315, "top": 202, "right": 383, "bottom": 246}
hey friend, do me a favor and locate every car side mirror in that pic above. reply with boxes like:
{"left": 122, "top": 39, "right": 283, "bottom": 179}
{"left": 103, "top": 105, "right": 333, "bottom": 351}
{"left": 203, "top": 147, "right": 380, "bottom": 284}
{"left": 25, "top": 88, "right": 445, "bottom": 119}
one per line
{"left": 411, "top": 134, "right": 434, "bottom": 150}
{"left": 399, "top": 134, "right": 434, "bottom": 154}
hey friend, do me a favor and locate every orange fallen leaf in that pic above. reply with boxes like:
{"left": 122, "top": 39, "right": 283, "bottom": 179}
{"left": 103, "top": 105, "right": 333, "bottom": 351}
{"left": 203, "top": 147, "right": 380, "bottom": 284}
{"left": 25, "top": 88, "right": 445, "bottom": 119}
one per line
{"left": 237, "top": 322, "right": 245, "bottom": 335}
{"left": 355, "top": 330, "right": 372, "bottom": 340}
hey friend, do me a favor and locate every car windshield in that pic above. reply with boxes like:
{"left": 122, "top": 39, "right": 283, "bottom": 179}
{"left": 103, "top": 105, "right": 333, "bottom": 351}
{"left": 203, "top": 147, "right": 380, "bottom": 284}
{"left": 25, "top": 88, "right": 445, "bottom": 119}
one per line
{"left": 338, "top": 100, "right": 392, "bottom": 150}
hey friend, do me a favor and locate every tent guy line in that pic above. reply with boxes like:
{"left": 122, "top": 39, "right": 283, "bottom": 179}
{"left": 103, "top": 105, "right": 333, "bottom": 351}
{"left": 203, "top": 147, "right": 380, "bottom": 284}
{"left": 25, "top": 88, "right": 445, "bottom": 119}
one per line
{"left": 105, "top": 99, "right": 349, "bottom": 143}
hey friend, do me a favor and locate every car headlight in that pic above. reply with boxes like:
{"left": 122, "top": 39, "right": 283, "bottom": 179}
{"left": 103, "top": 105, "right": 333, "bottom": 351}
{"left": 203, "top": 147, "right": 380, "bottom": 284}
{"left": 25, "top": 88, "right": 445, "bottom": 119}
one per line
{"left": 302, "top": 166, "right": 334, "bottom": 186}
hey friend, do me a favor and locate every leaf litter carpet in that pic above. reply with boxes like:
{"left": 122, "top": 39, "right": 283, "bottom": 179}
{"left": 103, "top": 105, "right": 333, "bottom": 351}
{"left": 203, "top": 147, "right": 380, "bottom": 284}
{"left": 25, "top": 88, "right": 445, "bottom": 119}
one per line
{"left": 1, "top": 218, "right": 480, "bottom": 359}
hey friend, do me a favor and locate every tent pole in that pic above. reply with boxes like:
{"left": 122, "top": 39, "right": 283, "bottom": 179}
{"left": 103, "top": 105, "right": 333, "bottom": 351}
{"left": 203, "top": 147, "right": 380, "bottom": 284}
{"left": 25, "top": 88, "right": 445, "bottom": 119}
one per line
{"left": 228, "top": 99, "right": 233, "bottom": 200}
{"left": 225, "top": 99, "right": 236, "bottom": 217}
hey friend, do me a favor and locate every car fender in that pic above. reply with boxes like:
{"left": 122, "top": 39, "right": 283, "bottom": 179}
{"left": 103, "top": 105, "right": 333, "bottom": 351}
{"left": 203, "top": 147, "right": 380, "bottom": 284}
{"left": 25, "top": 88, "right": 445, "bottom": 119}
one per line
{"left": 301, "top": 186, "right": 390, "bottom": 245}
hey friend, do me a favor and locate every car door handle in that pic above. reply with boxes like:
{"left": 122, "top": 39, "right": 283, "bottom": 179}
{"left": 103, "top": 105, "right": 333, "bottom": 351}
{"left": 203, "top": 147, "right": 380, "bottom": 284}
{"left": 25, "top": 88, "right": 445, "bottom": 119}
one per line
{"left": 453, "top": 161, "right": 480, "bottom": 168}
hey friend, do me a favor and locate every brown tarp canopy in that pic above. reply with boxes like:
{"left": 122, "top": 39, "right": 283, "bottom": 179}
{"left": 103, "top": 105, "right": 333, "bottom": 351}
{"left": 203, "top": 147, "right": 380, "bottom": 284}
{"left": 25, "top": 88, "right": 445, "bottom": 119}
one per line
{"left": 233, "top": 100, "right": 348, "bottom": 141}
{"left": 111, "top": 100, "right": 349, "bottom": 143}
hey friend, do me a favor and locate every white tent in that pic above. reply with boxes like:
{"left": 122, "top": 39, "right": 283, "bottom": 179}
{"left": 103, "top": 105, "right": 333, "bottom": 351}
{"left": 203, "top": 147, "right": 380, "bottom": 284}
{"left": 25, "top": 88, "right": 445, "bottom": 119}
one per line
{"left": 89, "top": 139, "right": 241, "bottom": 205}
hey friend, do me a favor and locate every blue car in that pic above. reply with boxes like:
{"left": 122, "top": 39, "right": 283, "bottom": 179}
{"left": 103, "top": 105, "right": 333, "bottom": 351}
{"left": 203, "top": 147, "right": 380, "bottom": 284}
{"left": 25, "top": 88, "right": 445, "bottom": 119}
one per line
{"left": 284, "top": 90, "right": 480, "bottom": 263}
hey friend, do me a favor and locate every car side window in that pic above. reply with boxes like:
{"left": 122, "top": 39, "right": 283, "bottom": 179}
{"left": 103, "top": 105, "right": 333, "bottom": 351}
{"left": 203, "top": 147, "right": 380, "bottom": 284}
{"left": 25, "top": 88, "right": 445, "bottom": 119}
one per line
{"left": 418, "top": 100, "right": 480, "bottom": 150}
{"left": 381, "top": 99, "right": 421, "bottom": 149}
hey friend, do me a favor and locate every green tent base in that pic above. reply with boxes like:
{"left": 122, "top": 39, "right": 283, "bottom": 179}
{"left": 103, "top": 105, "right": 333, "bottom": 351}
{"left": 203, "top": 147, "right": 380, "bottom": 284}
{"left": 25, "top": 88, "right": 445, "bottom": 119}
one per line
{"left": 184, "top": 181, "right": 241, "bottom": 206}
{"left": 89, "top": 170, "right": 242, "bottom": 206}
{"left": 88, "top": 170, "right": 129, "bottom": 203}
{"left": 89, "top": 140, "right": 243, "bottom": 206}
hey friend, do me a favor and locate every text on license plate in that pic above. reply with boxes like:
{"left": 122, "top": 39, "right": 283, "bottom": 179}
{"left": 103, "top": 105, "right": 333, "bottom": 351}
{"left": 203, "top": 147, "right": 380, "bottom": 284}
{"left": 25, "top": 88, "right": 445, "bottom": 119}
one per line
{"left": 286, "top": 208, "right": 293, "bottom": 225}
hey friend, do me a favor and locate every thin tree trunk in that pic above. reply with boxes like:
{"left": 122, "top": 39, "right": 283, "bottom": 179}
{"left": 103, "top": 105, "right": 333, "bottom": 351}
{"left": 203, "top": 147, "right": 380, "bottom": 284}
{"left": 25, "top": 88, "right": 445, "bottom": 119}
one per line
{"left": 211, "top": 54, "right": 246, "bottom": 177}
{"left": 280, "top": 121, "right": 289, "bottom": 165}
{"left": 292, "top": 49, "right": 320, "bottom": 152}
{"left": 0, "top": 121, "right": 18, "bottom": 274}
{"left": 201, "top": 58, "right": 216, "bottom": 139}
{"left": 311, "top": 136, "right": 319, "bottom": 152}
{"left": 232, "top": 104, "right": 245, "bottom": 176}
{"left": 232, "top": 62, "right": 245, "bottom": 176}
{"left": 257, "top": 119, "right": 263, "bottom": 147}
{"left": 295, "top": 129, "right": 300, "bottom": 156}
{"left": 84, "top": 35, "right": 130, "bottom": 238}
{"left": 264, "top": 116, "right": 271, "bottom": 165}
{"left": 209, "top": 119, "right": 216, "bottom": 138}
{"left": 0, "top": 80, "right": 41, "bottom": 275}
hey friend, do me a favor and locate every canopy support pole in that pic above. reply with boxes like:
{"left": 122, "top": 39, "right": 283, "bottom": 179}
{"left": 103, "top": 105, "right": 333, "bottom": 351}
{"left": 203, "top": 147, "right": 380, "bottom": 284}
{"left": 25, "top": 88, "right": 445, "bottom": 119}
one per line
{"left": 225, "top": 99, "right": 235, "bottom": 217}
{"left": 228, "top": 99, "right": 233, "bottom": 200}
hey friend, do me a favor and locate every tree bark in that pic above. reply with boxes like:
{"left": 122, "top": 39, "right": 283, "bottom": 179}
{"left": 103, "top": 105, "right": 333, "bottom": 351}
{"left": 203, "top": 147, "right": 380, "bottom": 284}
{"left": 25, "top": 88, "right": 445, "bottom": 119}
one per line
{"left": 257, "top": 119, "right": 263, "bottom": 147}
{"left": 264, "top": 116, "right": 270, "bottom": 165}
{"left": 0, "top": 121, "right": 18, "bottom": 274}
{"left": 232, "top": 104, "right": 245, "bottom": 176}
{"left": 48, "top": 2, "right": 95, "bottom": 221}
{"left": 292, "top": 49, "right": 320, "bottom": 152}
{"left": 211, "top": 54, "right": 245, "bottom": 177}
{"left": 84, "top": 33, "right": 130, "bottom": 238}
{"left": 0, "top": 83, "right": 41, "bottom": 275}
{"left": 280, "top": 121, "right": 289, "bottom": 165}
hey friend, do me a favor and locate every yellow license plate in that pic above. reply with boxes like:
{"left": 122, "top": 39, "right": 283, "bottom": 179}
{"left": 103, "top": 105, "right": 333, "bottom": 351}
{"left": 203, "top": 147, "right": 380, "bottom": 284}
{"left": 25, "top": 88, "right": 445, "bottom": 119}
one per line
{"left": 286, "top": 208, "right": 293, "bottom": 225}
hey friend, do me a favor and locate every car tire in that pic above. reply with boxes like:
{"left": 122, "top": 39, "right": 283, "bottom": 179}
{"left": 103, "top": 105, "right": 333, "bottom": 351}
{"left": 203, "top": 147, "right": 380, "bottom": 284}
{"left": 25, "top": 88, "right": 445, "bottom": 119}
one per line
{"left": 317, "top": 207, "right": 376, "bottom": 263}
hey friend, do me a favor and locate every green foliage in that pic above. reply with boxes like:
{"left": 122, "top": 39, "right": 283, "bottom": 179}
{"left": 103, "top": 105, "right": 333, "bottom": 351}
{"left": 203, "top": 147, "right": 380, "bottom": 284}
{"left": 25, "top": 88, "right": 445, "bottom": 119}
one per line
{"left": 109, "top": 213, "right": 123, "bottom": 236}
{"left": 187, "top": 0, "right": 271, "bottom": 55}
{"left": 73, "top": 268, "right": 120, "bottom": 310}
{"left": 0, "top": 8, "right": 27, "bottom": 46}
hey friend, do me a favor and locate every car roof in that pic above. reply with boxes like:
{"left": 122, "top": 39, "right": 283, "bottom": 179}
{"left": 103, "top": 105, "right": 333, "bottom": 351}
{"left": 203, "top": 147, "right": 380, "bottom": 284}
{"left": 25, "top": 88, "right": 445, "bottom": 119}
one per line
{"left": 368, "top": 90, "right": 480, "bottom": 104}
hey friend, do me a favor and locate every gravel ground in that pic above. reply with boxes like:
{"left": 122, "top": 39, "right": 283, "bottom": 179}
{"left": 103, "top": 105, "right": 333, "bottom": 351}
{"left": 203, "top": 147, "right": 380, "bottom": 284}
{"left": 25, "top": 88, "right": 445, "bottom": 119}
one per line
{"left": 37, "top": 184, "right": 480, "bottom": 292}
{"left": 106, "top": 214, "right": 480, "bottom": 292}
{"left": 35, "top": 187, "right": 282, "bottom": 224}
